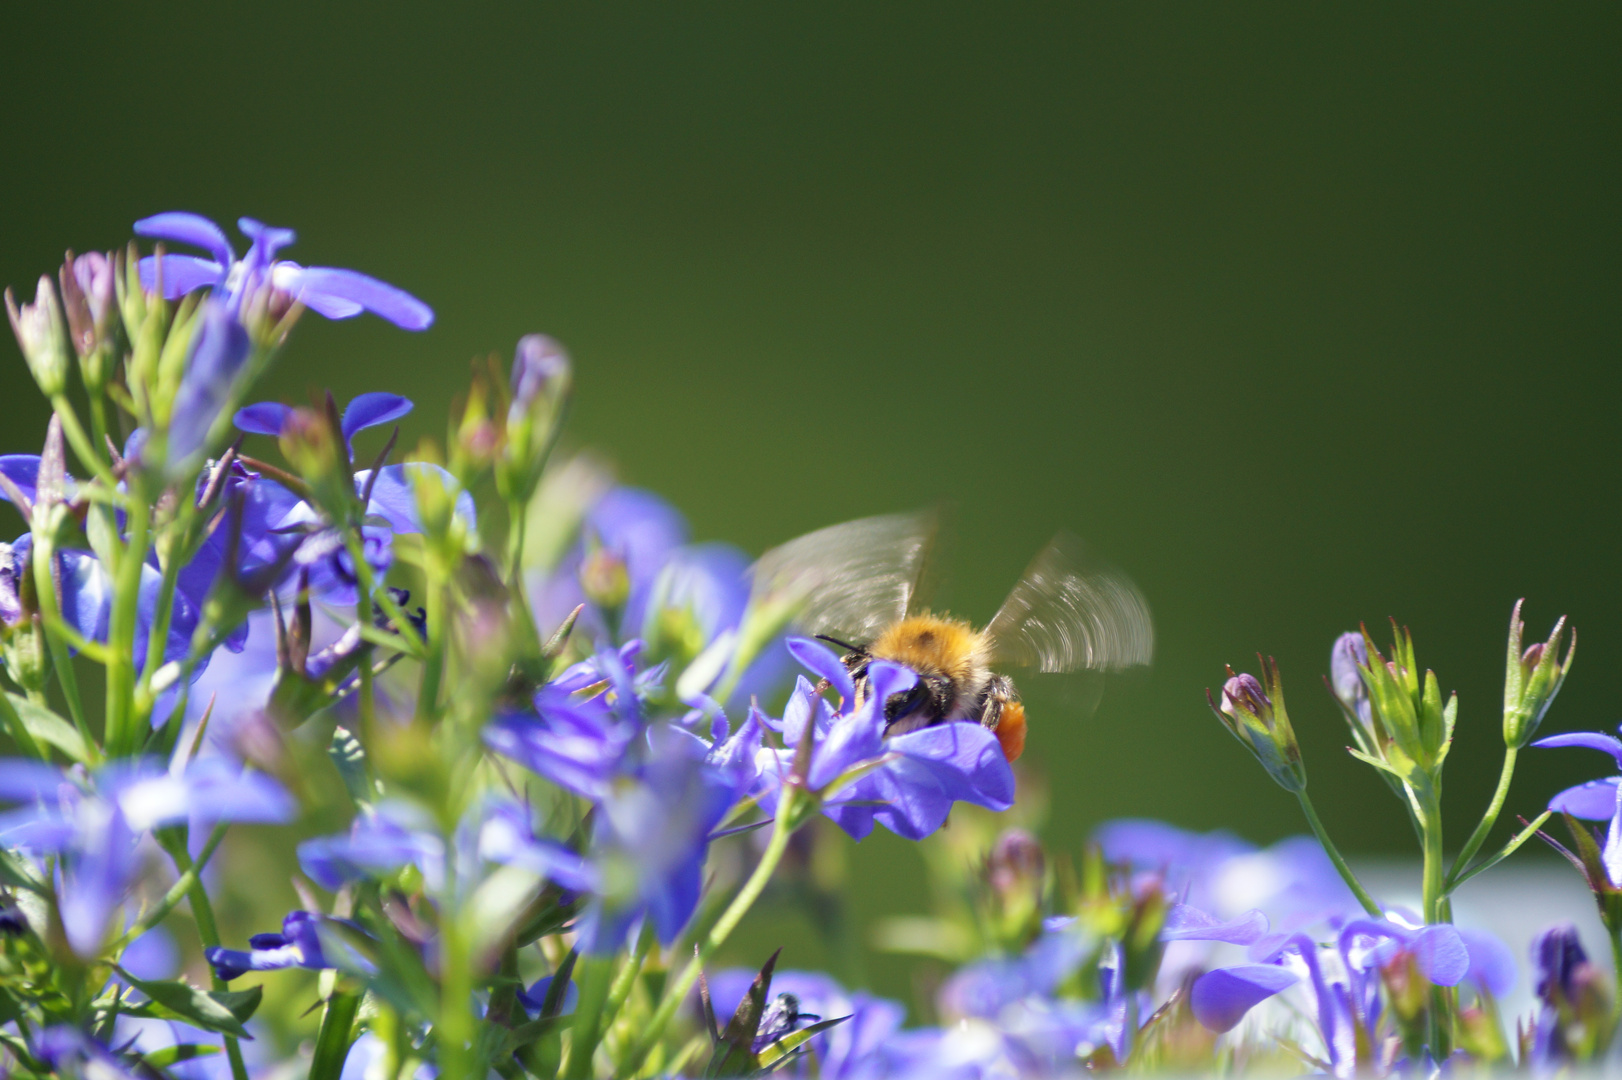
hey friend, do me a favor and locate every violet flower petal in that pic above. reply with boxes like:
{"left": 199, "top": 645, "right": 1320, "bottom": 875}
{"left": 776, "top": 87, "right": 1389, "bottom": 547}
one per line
{"left": 1162, "top": 904, "right": 1270, "bottom": 945}
{"left": 1548, "top": 777, "right": 1622, "bottom": 820}
{"left": 1411, "top": 924, "right": 1470, "bottom": 986}
{"left": 1458, "top": 927, "right": 1518, "bottom": 997}
{"left": 787, "top": 636, "right": 856, "bottom": 706}
{"left": 0, "top": 759, "right": 69, "bottom": 801}
{"left": 134, "top": 212, "right": 236, "bottom": 265}
{"left": 1531, "top": 730, "right": 1622, "bottom": 767}
{"left": 169, "top": 299, "right": 252, "bottom": 464}
{"left": 136, "top": 254, "right": 226, "bottom": 299}
{"left": 1190, "top": 965, "right": 1298, "bottom": 1032}
{"left": 341, "top": 392, "right": 414, "bottom": 442}
{"left": 234, "top": 403, "right": 293, "bottom": 437}
{"left": 279, "top": 266, "right": 434, "bottom": 331}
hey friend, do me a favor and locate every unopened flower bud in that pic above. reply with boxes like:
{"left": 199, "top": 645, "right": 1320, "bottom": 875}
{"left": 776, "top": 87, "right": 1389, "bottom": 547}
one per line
{"left": 579, "top": 545, "right": 631, "bottom": 611}
{"left": 59, "top": 252, "right": 115, "bottom": 357}
{"left": 500, "top": 334, "right": 572, "bottom": 501}
{"left": 1504, "top": 600, "right": 1574, "bottom": 749}
{"left": 279, "top": 407, "right": 350, "bottom": 515}
{"left": 509, "top": 334, "right": 571, "bottom": 423}
{"left": 1329, "top": 631, "right": 1369, "bottom": 718}
{"left": 1220, "top": 673, "right": 1270, "bottom": 722}
{"left": 6, "top": 276, "right": 71, "bottom": 397}
{"left": 987, "top": 828, "right": 1045, "bottom": 900}
{"left": 1208, "top": 657, "right": 1306, "bottom": 793}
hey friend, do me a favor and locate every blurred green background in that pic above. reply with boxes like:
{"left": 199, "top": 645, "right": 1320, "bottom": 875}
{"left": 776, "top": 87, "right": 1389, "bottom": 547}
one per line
{"left": 4, "top": 3, "right": 1621, "bottom": 1015}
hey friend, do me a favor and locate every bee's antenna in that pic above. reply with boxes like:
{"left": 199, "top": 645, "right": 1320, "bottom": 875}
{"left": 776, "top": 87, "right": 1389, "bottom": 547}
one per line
{"left": 815, "top": 633, "right": 860, "bottom": 653}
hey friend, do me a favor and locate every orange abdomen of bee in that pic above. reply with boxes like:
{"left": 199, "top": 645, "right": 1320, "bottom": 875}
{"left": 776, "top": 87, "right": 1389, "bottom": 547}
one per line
{"left": 994, "top": 700, "right": 1027, "bottom": 762}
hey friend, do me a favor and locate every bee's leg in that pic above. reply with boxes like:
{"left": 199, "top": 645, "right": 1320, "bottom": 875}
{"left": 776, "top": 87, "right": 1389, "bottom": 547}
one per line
{"left": 980, "top": 674, "right": 1019, "bottom": 730}
{"left": 981, "top": 674, "right": 1026, "bottom": 761}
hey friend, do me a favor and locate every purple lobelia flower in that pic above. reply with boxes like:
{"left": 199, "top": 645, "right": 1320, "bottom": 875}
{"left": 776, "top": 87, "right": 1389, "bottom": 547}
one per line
{"left": 165, "top": 298, "right": 253, "bottom": 467}
{"left": 135, "top": 213, "right": 433, "bottom": 330}
{"left": 1158, "top": 904, "right": 1300, "bottom": 1032}
{"left": 33, "top": 1025, "right": 142, "bottom": 1080}
{"left": 484, "top": 642, "right": 648, "bottom": 802}
{"left": 279, "top": 465, "right": 474, "bottom": 609}
{"left": 0, "top": 757, "right": 292, "bottom": 956}
{"left": 573, "top": 730, "right": 737, "bottom": 953}
{"left": 297, "top": 796, "right": 592, "bottom": 900}
{"left": 1092, "top": 819, "right": 1352, "bottom": 923}
{"left": 1533, "top": 724, "right": 1622, "bottom": 822}
{"left": 704, "top": 969, "right": 905, "bottom": 1079}
{"left": 751, "top": 640, "right": 1014, "bottom": 842}
{"left": 4, "top": 532, "right": 201, "bottom": 691}
{"left": 937, "top": 926, "right": 1092, "bottom": 1024}
{"left": 235, "top": 391, "right": 414, "bottom": 457}
{"left": 206, "top": 909, "right": 357, "bottom": 982}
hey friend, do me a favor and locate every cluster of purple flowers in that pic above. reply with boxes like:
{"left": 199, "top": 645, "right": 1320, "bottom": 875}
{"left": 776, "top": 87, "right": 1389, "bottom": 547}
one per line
{"left": 2, "top": 209, "right": 1618, "bottom": 1080}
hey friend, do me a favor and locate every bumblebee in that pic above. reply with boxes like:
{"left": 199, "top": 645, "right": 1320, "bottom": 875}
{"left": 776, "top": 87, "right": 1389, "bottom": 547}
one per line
{"left": 750, "top": 512, "right": 1154, "bottom": 761}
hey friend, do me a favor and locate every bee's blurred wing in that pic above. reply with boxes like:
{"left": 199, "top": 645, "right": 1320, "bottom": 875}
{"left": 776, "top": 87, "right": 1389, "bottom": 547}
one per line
{"left": 749, "top": 511, "right": 939, "bottom": 642}
{"left": 985, "top": 532, "right": 1153, "bottom": 673}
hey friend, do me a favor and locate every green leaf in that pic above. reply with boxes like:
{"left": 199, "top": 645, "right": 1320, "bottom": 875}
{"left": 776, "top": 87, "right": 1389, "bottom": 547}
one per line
{"left": 1446, "top": 810, "right": 1552, "bottom": 894}
{"left": 707, "top": 949, "right": 780, "bottom": 1077}
{"left": 754, "top": 1014, "right": 850, "bottom": 1068}
{"left": 142, "top": 1044, "right": 222, "bottom": 1068}
{"left": 5, "top": 692, "right": 91, "bottom": 763}
{"left": 328, "top": 725, "right": 377, "bottom": 806}
{"left": 119, "top": 974, "right": 261, "bottom": 1039}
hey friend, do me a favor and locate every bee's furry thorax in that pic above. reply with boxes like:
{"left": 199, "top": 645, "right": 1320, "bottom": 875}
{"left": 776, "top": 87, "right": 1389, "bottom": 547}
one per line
{"left": 867, "top": 613, "right": 994, "bottom": 718}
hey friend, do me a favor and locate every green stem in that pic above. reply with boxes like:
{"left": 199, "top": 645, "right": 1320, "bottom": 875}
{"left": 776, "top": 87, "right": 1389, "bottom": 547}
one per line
{"left": 437, "top": 916, "right": 476, "bottom": 1080}
{"left": 120, "top": 824, "right": 228, "bottom": 947}
{"left": 106, "top": 494, "right": 152, "bottom": 756}
{"left": 30, "top": 540, "right": 90, "bottom": 745}
{"left": 135, "top": 496, "right": 201, "bottom": 726}
{"left": 309, "top": 989, "right": 362, "bottom": 1080}
{"left": 1610, "top": 924, "right": 1622, "bottom": 1028}
{"left": 1447, "top": 745, "right": 1517, "bottom": 888}
{"left": 49, "top": 395, "right": 115, "bottom": 488}
{"left": 1421, "top": 794, "right": 1445, "bottom": 925}
{"left": 506, "top": 496, "right": 527, "bottom": 589}
{"left": 415, "top": 568, "right": 445, "bottom": 723}
{"left": 602, "top": 921, "right": 657, "bottom": 1066}
{"left": 619, "top": 787, "right": 803, "bottom": 1078}
{"left": 168, "top": 839, "right": 249, "bottom": 1080}
{"left": 1296, "top": 790, "right": 1381, "bottom": 917}
{"left": 562, "top": 956, "right": 615, "bottom": 1080}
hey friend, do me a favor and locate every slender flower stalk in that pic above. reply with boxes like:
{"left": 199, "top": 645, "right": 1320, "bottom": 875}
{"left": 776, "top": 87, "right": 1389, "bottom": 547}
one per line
{"left": 1295, "top": 789, "right": 1381, "bottom": 917}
